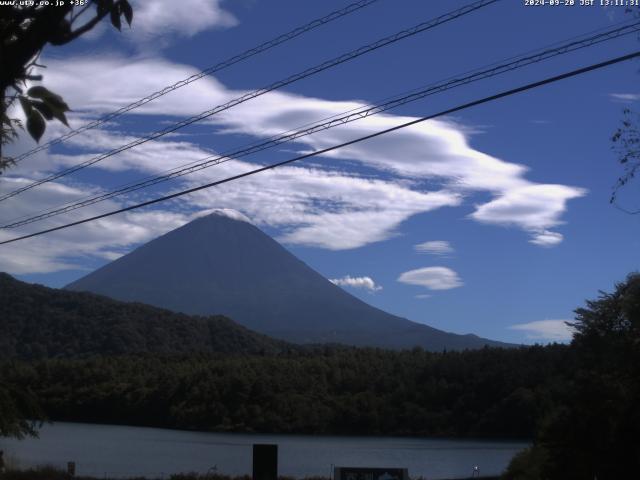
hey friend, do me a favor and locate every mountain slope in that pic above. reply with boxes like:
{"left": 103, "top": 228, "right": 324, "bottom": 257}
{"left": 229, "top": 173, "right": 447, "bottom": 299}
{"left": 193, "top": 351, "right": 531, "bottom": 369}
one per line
{"left": 66, "top": 212, "right": 511, "bottom": 350}
{"left": 0, "top": 272, "right": 290, "bottom": 359}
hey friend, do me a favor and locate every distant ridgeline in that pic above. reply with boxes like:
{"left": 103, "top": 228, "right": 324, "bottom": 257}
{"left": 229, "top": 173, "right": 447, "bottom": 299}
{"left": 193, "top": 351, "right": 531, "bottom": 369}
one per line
{"left": 0, "top": 273, "right": 291, "bottom": 358}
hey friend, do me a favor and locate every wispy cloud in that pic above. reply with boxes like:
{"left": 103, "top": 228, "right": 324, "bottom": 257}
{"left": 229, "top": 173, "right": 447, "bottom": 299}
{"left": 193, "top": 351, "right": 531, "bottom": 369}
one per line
{"left": 509, "top": 319, "right": 574, "bottom": 342}
{"left": 470, "top": 184, "right": 586, "bottom": 246}
{"left": 610, "top": 93, "right": 640, "bottom": 102}
{"left": 414, "top": 240, "right": 454, "bottom": 255}
{"left": 196, "top": 208, "right": 253, "bottom": 224}
{"left": 76, "top": 0, "right": 238, "bottom": 48}
{"left": 0, "top": 51, "right": 588, "bottom": 274}
{"left": 0, "top": 200, "right": 191, "bottom": 275}
{"left": 529, "top": 230, "right": 563, "bottom": 247}
{"left": 130, "top": 0, "right": 237, "bottom": 39}
{"left": 330, "top": 275, "right": 382, "bottom": 292}
{"left": 397, "top": 266, "right": 463, "bottom": 291}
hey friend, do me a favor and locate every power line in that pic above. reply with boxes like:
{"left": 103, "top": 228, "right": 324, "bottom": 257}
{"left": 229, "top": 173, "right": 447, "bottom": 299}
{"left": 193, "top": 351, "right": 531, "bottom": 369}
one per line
{"left": 1, "top": 49, "right": 638, "bottom": 246}
{"left": 12, "top": 0, "right": 382, "bottom": 163}
{"left": 0, "top": 0, "right": 500, "bottom": 203}
{"left": 3, "top": 20, "right": 638, "bottom": 229}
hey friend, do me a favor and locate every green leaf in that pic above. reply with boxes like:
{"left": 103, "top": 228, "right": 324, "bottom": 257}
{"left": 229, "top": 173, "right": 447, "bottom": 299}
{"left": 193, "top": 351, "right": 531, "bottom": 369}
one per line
{"left": 121, "top": 0, "right": 133, "bottom": 26}
{"left": 27, "top": 86, "right": 57, "bottom": 100}
{"left": 32, "top": 101, "right": 54, "bottom": 121}
{"left": 28, "top": 97, "right": 69, "bottom": 127}
{"left": 111, "top": 5, "right": 122, "bottom": 30}
{"left": 26, "top": 110, "right": 46, "bottom": 143}
{"left": 27, "top": 86, "right": 70, "bottom": 112}
{"left": 18, "top": 96, "right": 32, "bottom": 116}
{"left": 42, "top": 96, "right": 70, "bottom": 113}
{"left": 51, "top": 109, "right": 69, "bottom": 127}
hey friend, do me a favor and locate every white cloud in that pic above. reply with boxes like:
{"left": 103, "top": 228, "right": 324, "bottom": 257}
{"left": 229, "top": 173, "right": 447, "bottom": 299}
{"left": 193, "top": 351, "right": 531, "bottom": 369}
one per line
{"left": 128, "top": 0, "right": 237, "bottom": 41}
{"left": 4, "top": 116, "right": 463, "bottom": 251}
{"left": 470, "top": 184, "right": 586, "bottom": 245}
{"left": 0, "top": 161, "right": 461, "bottom": 272}
{"left": 98, "top": 251, "right": 127, "bottom": 261}
{"left": 509, "top": 319, "right": 574, "bottom": 342}
{"left": 0, "top": 50, "right": 589, "bottom": 274}
{"left": 610, "top": 93, "right": 640, "bottom": 102}
{"left": 39, "top": 56, "right": 233, "bottom": 118}
{"left": 414, "top": 240, "right": 454, "bottom": 255}
{"left": 0, "top": 207, "right": 190, "bottom": 274}
{"left": 415, "top": 294, "right": 431, "bottom": 299}
{"left": 0, "top": 177, "right": 220, "bottom": 275}
{"left": 195, "top": 208, "right": 252, "bottom": 223}
{"left": 274, "top": 188, "right": 460, "bottom": 250}
{"left": 72, "top": 0, "right": 237, "bottom": 48}
{"left": 330, "top": 275, "right": 382, "bottom": 292}
{"left": 36, "top": 54, "right": 583, "bottom": 202}
{"left": 397, "top": 266, "right": 463, "bottom": 291}
{"left": 529, "top": 230, "right": 563, "bottom": 247}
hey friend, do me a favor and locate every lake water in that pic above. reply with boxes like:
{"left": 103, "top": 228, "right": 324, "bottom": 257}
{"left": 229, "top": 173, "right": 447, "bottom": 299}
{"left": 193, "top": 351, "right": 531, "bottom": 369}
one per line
{"left": 0, "top": 422, "right": 528, "bottom": 479}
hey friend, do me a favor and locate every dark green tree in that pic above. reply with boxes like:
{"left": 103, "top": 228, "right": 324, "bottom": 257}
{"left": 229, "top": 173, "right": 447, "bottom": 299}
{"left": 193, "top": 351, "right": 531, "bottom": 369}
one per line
{"left": 504, "top": 274, "right": 640, "bottom": 479}
{"left": 0, "top": 377, "right": 44, "bottom": 438}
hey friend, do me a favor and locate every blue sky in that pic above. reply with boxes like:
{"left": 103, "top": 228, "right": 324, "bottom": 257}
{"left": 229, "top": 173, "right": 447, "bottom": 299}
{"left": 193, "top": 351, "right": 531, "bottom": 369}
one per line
{"left": 2, "top": 0, "right": 640, "bottom": 344}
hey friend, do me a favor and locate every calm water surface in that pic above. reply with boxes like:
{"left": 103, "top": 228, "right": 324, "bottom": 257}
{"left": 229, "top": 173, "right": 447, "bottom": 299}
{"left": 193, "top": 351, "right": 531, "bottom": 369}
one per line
{"left": 0, "top": 422, "right": 528, "bottom": 479}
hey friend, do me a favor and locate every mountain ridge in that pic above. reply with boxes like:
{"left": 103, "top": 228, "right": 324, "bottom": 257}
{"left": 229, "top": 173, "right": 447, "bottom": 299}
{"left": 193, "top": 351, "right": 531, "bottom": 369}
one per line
{"left": 0, "top": 272, "right": 291, "bottom": 359}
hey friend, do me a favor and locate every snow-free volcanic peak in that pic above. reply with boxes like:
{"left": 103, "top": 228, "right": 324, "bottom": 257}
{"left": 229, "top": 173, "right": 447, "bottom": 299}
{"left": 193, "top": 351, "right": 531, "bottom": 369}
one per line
{"left": 66, "top": 213, "right": 510, "bottom": 350}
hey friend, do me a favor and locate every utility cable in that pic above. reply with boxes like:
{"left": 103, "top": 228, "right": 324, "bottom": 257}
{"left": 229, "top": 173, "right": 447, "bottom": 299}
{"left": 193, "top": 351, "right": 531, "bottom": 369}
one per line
{"left": 3, "top": 19, "right": 638, "bottom": 229}
{"left": 1, "top": 49, "right": 638, "bottom": 246}
{"left": 0, "top": 0, "right": 500, "bottom": 203}
{"left": 11, "top": 0, "right": 382, "bottom": 163}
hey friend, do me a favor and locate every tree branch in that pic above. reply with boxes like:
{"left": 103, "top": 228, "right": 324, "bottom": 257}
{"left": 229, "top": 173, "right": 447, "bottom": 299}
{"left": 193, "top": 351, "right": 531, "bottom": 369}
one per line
{"left": 60, "top": 10, "right": 111, "bottom": 44}
{"left": 53, "top": 1, "right": 126, "bottom": 45}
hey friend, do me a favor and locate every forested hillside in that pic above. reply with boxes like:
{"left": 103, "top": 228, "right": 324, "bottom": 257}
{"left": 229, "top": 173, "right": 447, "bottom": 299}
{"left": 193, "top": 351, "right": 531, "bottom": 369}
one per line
{"left": 1, "top": 345, "right": 570, "bottom": 438}
{"left": 0, "top": 270, "right": 565, "bottom": 439}
{"left": 0, "top": 273, "right": 290, "bottom": 358}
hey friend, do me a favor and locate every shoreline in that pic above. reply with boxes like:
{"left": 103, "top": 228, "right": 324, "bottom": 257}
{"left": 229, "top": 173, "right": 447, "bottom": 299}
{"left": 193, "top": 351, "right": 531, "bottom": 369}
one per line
{"left": 1, "top": 422, "right": 524, "bottom": 480}
{"left": 28, "top": 420, "right": 533, "bottom": 444}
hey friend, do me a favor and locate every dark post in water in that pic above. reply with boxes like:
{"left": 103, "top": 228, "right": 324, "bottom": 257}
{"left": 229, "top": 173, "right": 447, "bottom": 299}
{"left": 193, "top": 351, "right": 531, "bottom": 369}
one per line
{"left": 253, "top": 444, "right": 277, "bottom": 480}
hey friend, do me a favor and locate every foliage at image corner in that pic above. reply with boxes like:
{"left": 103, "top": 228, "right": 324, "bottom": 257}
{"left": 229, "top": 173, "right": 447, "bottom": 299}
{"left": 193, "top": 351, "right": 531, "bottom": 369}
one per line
{"left": 502, "top": 272, "right": 640, "bottom": 480}
{"left": 0, "top": 0, "right": 133, "bottom": 172}
{"left": 611, "top": 108, "right": 640, "bottom": 212}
